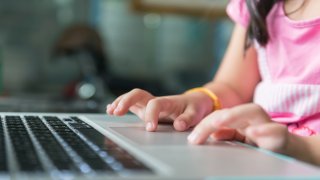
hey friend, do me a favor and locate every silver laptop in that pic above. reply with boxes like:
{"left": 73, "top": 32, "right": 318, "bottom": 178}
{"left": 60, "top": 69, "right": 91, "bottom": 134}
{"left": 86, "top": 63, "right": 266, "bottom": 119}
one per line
{"left": 1, "top": 113, "right": 320, "bottom": 179}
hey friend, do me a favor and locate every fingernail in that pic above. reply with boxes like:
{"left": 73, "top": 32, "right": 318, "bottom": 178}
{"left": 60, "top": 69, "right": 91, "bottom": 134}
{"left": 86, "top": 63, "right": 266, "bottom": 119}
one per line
{"left": 114, "top": 107, "right": 121, "bottom": 114}
{"left": 146, "top": 122, "right": 154, "bottom": 131}
{"left": 111, "top": 103, "right": 116, "bottom": 109}
{"left": 188, "top": 131, "right": 199, "bottom": 143}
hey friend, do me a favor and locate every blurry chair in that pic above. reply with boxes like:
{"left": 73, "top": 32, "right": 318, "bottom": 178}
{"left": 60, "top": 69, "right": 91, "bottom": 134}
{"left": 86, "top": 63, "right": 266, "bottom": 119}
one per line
{"left": 52, "top": 24, "right": 169, "bottom": 99}
{"left": 52, "top": 24, "right": 109, "bottom": 100}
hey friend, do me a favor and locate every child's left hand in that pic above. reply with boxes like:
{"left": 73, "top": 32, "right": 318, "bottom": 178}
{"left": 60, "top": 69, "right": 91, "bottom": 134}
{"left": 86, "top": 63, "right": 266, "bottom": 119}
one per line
{"left": 188, "top": 103, "right": 290, "bottom": 154}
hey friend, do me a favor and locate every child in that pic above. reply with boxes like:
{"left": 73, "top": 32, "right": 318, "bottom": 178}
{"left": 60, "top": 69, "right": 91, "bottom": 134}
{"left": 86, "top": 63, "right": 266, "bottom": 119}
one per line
{"left": 107, "top": 0, "right": 320, "bottom": 166}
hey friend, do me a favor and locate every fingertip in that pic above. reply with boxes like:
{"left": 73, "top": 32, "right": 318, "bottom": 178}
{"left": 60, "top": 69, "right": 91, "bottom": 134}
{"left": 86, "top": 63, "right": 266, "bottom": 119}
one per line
{"left": 107, "top": 103, "right": 118, "bottom": 114}
{"left": 146, "top": 122, "right": 157, "bottom": 132}
{"left": 187, "top": 131, "right": 202, "bottom": 144}
{"left": 110, "top": 102, "right": 116, "bottom": 109}
{"left": 113, "top": 107, "right": 121, "bottom": 115}
{"left": 106, "top": 104, "right": 113, "bottom": 114}
{"left": 174, "top": 120, "right": 188, "bottom": 131}
{"left": 113, "top": 104, "right": 127, "bottom": 116}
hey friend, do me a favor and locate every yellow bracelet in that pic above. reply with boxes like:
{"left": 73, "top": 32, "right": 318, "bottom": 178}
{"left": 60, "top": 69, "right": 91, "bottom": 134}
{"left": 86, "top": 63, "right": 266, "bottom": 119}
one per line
{"left": 185, "top": 87, "right": 222, "bottom": 111}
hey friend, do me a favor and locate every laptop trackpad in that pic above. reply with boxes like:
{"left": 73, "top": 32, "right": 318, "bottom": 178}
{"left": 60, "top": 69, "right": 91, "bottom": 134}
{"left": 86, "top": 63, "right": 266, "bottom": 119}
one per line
{"left": 110, "top": 125, "right": 191, "bottom": 146}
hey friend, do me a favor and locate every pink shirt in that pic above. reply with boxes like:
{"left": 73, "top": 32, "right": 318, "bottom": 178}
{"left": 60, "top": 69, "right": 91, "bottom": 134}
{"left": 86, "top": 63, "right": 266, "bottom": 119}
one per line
{"left": 227, "top": 0, "right": 320, "bottom": 136}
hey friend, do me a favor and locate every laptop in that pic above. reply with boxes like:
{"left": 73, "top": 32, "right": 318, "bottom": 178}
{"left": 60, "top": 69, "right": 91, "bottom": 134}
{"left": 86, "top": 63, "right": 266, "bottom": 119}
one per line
{"left": 1, "top": 112, "right": 320, "bottom": 179}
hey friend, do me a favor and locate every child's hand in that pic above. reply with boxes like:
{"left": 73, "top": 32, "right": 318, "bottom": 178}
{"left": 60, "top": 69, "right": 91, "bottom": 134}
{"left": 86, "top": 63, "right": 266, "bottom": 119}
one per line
{"left": 188, "top": 103, "right": 290, "bottom": 153}
{"left": 106, "top": 89, "right": 210, "bottom": 132}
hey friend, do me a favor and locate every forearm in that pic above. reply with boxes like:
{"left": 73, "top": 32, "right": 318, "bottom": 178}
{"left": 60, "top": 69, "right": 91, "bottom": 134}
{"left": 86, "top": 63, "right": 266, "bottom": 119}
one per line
{"left": 201, "top": 45, "right": 260, "bottom": 108}
{"left": 203, "top": 82, "right": 248, "bottom": 108}
{"left": 286, "top": 134, "right": 320, "bottom": 166}
{"left": 184, "top": 25, "right": 259, "bottom": 113}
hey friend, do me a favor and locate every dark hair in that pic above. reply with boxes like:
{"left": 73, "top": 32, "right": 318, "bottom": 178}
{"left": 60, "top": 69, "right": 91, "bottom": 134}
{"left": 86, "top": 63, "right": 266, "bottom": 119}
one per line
{"left": 245, "top": 0, "right": 279, "bottom": 46}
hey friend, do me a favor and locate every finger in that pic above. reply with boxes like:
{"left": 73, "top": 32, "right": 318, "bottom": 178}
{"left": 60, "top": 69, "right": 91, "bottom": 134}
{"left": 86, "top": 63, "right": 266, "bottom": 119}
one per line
{"left": 188, "top": 104, "right": 271, "bottom": 145}
{"left": 187, "top": 106, "right": 254, "bottom": 144}
{"left": 210, "top": 104, "right": 270, "bottom": 130}
{"left": 112, "top": 89, "right": 153, "bottom": 116}
{"left": 173, "top": 105, "right": 201, "bottom": 132}
{"left": 187, "top": 110, "right": 226, "bottom": 144}
{"left": 173, "top": 113, "right": 193, "bottom": 132}
{"left": 114, "top": 89, "right": 152, "bottom": 115}
{"left": 144, "top": 97, "right": 175, "bottom": 132}
{"left": 106, "top": 94, "right": 124, "bottom": 115}
{"left": 211, "top": 128, "right": 245, "bottom": 142}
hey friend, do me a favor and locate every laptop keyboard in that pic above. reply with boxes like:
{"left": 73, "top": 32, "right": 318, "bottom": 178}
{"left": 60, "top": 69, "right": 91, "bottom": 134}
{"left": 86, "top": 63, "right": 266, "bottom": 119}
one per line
{"left": 0, "top": 117, "right": 7, "bottom": 172}
{"left": 0, "top": 115, "right": 152, "bottom": 176}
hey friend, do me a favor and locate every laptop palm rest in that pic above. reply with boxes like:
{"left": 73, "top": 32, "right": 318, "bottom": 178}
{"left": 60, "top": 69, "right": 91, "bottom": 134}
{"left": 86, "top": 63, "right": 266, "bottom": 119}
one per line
{"left": 109, "top": 125, "right": 240, "bottom": 147}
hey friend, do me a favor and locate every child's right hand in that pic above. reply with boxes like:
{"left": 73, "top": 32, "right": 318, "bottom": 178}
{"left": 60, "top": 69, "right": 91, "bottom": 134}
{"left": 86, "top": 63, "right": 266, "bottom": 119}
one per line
{"left": 106, "top": 88, "right": 212, "bottom": 132}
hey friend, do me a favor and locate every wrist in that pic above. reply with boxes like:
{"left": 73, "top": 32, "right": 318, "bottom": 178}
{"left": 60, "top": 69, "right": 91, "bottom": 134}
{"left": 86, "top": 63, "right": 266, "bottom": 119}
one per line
{"left": 184, "top": 92, "right": 213, "bottom": 117}
{"left": 185, "top": 87, "right": 222, "bottom": 112}
{"left": 285, "top": 133, "right": 315, "bottom": 165}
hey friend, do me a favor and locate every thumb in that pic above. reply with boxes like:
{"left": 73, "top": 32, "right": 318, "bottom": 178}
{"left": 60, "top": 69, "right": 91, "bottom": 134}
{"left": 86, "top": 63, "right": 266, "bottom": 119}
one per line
{"left": 173, "top": 106, "right": 203, "bottom": 131}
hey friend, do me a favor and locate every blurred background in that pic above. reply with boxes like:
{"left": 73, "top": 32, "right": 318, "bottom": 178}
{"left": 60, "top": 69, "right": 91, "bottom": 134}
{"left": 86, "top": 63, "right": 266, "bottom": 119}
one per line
{"left": 0, "top": 0, "right": 232, "bottom": 113}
